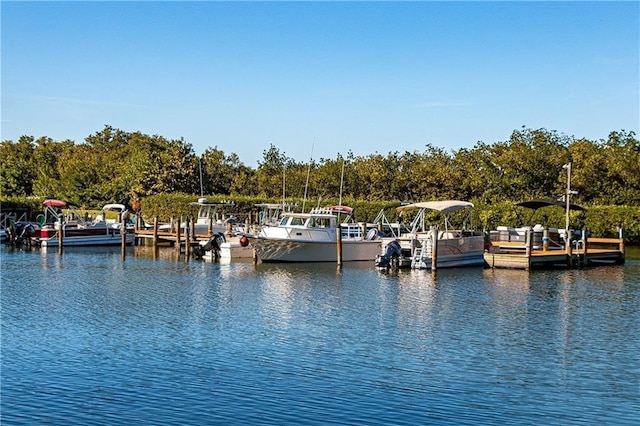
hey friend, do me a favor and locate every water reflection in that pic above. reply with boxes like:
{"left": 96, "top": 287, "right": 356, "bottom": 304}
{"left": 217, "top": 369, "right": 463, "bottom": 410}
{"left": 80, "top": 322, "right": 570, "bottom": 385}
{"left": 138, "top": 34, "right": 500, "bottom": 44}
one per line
{"left": 394, "top": 269, "right": 438, "bottom": 327}
{"left": 2, "top": 246, "right": 639, "bottom": 425}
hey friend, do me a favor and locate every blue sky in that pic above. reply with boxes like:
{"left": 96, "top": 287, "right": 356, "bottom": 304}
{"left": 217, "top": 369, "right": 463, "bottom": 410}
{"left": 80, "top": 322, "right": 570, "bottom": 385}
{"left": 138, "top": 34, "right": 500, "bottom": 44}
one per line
{"left": 2, "top": 1, "right": 638, "bottom": 167}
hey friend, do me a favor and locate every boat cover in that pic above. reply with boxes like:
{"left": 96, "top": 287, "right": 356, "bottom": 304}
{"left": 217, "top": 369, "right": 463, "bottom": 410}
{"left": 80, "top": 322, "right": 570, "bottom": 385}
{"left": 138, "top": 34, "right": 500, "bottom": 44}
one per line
{"left": 42, "top": 199, "right": 68, "bottom": 208}
{"left": 396, "top": 200, "right": 474, "bottom": 215}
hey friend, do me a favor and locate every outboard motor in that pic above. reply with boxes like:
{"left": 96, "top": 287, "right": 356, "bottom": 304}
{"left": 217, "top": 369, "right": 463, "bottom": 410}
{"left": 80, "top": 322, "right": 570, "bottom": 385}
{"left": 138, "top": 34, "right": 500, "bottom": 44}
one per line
{"left": 7, "top": 222, "right": 37, "bottom": 248}
{"left": 193, "top": 232, "right": 226, "bottom": 259}
{"left": 375, "top": 240, "right": 402, "bottom": 269}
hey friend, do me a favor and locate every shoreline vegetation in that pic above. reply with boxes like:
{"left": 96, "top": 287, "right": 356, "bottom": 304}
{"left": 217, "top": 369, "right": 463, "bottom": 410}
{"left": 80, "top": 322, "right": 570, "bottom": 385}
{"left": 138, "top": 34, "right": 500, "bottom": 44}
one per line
{"left": 1, "top": 126, "right": 639, "bottom": 243}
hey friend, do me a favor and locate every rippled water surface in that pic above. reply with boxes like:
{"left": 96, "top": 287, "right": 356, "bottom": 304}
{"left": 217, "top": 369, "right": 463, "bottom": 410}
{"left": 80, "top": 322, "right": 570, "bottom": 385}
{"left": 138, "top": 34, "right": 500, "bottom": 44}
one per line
{"left": 2, "top": 246, "right": 639, "bottom": 425}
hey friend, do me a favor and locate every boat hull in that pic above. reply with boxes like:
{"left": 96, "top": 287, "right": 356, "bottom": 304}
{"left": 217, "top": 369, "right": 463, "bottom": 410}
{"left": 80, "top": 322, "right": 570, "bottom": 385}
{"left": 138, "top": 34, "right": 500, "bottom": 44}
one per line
{"left": 380, "top": 234, "right": 486, "bottom": 269}
{"left": 249, "top": 237, "right": 381, "bottom": 262}
{"left": 219, "top": 241, "right": 254, "bottom": 259}
{"left": 40, "top": 233, "right": 135, "bottom": 247}
{"left": 409, "top": 250, "right": 486, "bottom": 269}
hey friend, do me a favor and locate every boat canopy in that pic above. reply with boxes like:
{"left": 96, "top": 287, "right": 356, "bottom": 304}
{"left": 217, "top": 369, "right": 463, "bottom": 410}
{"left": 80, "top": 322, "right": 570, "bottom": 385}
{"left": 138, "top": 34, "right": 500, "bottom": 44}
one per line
{"left": 189, "top": 198, "right": 235, "bottom": 207}
{"left": 516, "top": 199, "right": 586, "bottom": 211}
{"left": 396, "top": 200, "right": 474, "bottom": 215}
{"left": 101, "top": 204, "right": 127, "bottom": 211}
{"left": 327, "top": 206, "right": 353, "bottom": 215}
{"left": 43, "top": 199, "right": 68, "bottom": 208}
{"left": 255, "top": 203, "right": 292, "bottom": 209}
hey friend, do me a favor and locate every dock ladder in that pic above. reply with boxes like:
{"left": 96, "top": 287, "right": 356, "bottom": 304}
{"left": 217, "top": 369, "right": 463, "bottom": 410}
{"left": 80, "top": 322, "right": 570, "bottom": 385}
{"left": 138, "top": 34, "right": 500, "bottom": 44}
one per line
{"left": 411, "top": 238, "right": 432, "bottom": 269}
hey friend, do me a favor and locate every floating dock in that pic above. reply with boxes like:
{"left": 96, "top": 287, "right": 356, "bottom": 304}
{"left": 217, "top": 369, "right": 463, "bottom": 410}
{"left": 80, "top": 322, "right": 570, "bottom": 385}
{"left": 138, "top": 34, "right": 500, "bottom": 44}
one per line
{"left": 484, "top": 230, "right": 625, "bottom": 270}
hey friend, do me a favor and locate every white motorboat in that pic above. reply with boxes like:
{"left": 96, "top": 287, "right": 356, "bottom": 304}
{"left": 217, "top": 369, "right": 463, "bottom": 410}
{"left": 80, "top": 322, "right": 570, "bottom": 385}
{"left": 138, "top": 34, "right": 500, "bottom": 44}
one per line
{"left": 247, "top": 206, "right": 381, "bottom": 262}
{"left": 219, "top": 235, "right": 254, "bottom": 259}
{"left": 375, "top": 200, "right": 486, "bottom": 269}
{"left": 158, "top": 198, "right": 236, "bottom": 236}
{"left": 197, "top": 202, "right": 296, "bottom": 260}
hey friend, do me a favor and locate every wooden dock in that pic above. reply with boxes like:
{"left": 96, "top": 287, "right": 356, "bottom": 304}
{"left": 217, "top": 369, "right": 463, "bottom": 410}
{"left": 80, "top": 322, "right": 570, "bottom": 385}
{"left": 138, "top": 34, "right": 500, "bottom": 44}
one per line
{"left": 133, "top": 216, "right": 224, "bottom": 256}
{"left": 484, "top": 230, "right": 625, "bottom": 270}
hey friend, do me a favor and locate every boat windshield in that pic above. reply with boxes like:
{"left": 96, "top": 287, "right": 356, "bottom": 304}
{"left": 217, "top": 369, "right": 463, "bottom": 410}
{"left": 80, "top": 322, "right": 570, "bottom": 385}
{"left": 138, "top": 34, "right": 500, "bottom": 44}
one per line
{"left": 289, "top": 217, "right": 306, "bottom": 226}
{"left": 308, "top": 217, "right": 331, "bottom": 228}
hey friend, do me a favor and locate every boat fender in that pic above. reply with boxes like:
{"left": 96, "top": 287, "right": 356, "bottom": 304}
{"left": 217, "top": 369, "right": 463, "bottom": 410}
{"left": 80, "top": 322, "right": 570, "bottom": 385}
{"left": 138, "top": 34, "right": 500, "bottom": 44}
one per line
{"left": 366, "top": 228, "right": 379, "bottom": 241}
{"left": 240, "top": 235, "right": 249, "bottom": 247}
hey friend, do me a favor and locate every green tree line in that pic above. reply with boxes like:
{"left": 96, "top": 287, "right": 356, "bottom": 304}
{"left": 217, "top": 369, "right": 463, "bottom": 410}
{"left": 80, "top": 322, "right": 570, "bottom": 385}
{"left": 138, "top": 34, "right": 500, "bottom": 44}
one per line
{"left": 2, "top": 125, "right": 639, "bottom": 241}
{"left": 2, "top": 125, "right": 638, "bottom": 207}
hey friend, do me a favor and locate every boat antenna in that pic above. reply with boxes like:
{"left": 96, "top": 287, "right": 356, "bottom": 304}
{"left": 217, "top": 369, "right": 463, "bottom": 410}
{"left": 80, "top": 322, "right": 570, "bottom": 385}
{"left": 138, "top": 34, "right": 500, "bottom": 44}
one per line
{"left": 199, "top": 158, "right": 204, "bottom": 197}
{"left": 302, "top": 138, "right": 314, "bottom": 213}
{"left": 282, "top": 166, "right": 286, "bottom": 210}
{"left": 562, "top": 162, "right": 577, "bottom": 232}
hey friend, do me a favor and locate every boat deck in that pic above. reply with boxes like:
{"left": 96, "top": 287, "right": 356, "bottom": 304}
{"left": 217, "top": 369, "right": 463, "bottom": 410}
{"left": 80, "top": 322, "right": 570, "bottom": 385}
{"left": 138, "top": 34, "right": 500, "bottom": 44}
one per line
{"left": 484, "top": 237, "right": 625, "bottom": 270}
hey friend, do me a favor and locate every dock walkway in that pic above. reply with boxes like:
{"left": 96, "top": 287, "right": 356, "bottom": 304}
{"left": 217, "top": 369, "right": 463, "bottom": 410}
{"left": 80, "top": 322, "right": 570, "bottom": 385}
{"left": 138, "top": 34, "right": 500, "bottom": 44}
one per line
{"left": 484, "top": 232, "right": 625, "bottom": 270}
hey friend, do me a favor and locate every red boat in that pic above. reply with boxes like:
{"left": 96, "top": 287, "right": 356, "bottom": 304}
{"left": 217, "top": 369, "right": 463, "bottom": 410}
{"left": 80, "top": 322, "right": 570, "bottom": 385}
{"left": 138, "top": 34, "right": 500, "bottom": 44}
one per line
{"left": 34, "top": 200, "right": 135, "bottom": 247}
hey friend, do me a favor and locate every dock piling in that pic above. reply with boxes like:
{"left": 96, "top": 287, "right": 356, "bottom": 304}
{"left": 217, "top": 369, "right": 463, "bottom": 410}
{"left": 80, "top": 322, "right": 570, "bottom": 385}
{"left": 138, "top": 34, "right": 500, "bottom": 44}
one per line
{"left": 153, "top": 216, "right": 159, "bottom": 248}
{"left": 176, "top": 216, "right": 182, "bottom": 254}
{"left": 431, "top": 225, "right": 438, "bottom": 270}
{"left": 58, "top": 225, "right": 63, "bottom": 255}
{"left": 121, "top": 217, "right": 126, "bottom": 260}
{"left": 336, "top": 228, "right": 343, "bottom": 267}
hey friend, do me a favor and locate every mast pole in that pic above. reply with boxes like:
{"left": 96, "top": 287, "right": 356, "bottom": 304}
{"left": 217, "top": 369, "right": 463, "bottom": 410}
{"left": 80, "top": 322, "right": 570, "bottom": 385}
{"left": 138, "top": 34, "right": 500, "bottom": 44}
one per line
{"left": 302, "top": 138, "right": 314, "bottom": 213}
{"left": 564, "top": 162, "right": 572, "bottom": 232}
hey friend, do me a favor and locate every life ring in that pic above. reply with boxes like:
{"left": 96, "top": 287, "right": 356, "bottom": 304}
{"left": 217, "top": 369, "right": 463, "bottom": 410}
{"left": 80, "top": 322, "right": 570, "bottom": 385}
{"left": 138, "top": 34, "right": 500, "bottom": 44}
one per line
{"left": 240, "top": 235, "right": 249, "bottom": 247}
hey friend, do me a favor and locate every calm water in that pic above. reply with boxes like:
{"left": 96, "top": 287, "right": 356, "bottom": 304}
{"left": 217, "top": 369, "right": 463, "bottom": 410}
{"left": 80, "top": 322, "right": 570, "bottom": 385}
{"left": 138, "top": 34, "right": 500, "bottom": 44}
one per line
{"left": 2, "top": 246, "right": 639, "bottom": 425}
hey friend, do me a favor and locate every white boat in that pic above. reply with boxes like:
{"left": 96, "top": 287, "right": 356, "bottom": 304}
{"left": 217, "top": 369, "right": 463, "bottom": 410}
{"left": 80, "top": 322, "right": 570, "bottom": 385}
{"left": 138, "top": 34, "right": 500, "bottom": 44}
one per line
{"left": 247, "top": 205, "right": 381, "bottom": 262}
{"left": 375, "top": 200, "right": 486, "bottom": 269}
{"left": 219, "top": 235, "right": 254, "bottom": 259}
{"left": 198, "top": 202, "right": 296, "bottom": 260}
{"left": 250, "top": 202, "right": 296, "bottom": 229}
{"left": 35, "top": 200, "right": 135, "bottom": 247}
{"left": 158, "top": 198, "right": 236, "bottom": 236}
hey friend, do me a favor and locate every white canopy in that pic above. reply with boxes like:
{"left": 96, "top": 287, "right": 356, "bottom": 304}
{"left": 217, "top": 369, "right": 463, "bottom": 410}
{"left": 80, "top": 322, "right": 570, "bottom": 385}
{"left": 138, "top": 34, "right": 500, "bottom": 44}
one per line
{"left": 396, "top": 200, "right": 474, "bottom": 215}
{"left": 101, "top": 204, "right": 127, "bottom": 212}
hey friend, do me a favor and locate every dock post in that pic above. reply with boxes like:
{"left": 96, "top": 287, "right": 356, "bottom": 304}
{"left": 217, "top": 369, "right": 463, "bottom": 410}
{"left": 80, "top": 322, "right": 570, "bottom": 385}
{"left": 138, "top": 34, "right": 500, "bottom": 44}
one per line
{"left": 121, "top": 217, "right": 126, "bottom": 260}
{"left": 336, "top": 227, "right": 343, "bottom": 267}
{"left": 57, "top": 224, "right": 64, "bottom": 255}
{"left": 185, "top": 217, "right": 191, "bottom": 259}
{"left": 208, "top": 216, "right": 213, "bottom": 236}
{"left": 581, "top": 228, "right": 588, "bottom": 266}
{"left": 565, "top": 231, "right": 573, "bottom": 267}
{"left": 153, "top": 216, "right": 158, "bottom": 248}
{"left": 525, "top": 229, "right": 532, "bottom": 270}
{"left": 176, "top": 216, "right": 182, "bottom": 254}
{"left": 618, "top": 226, "right": 625, "bottom": 254}
{"left": 133, "top": 213, "right": 139, "bottom": 246}
{"left": 542, "top": 228, "right": 549, "bottom": 251}
{"left": 431, "top": 225, "right": 438, "bottom": 270}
